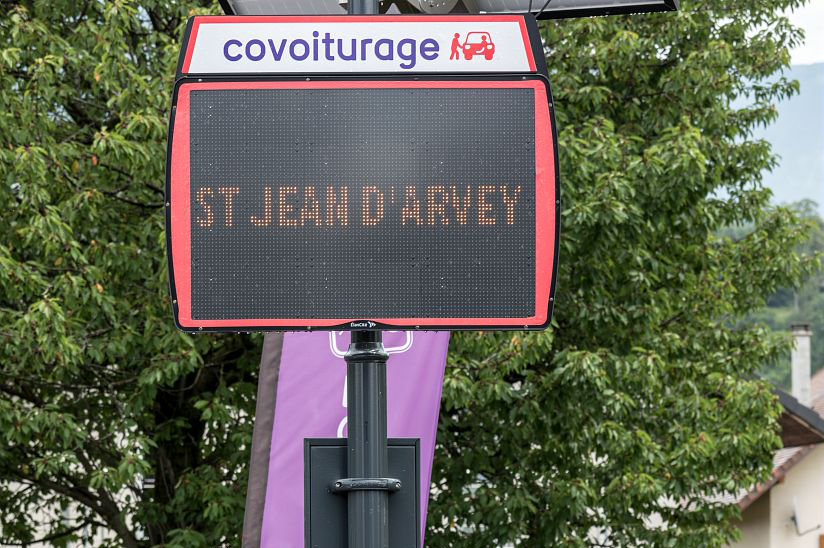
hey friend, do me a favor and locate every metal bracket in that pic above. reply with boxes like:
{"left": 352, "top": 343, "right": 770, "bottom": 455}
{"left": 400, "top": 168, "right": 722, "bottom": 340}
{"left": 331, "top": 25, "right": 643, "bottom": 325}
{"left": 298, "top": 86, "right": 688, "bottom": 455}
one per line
{"left": 331, "top": 478, "right": 402, "bottom": 493}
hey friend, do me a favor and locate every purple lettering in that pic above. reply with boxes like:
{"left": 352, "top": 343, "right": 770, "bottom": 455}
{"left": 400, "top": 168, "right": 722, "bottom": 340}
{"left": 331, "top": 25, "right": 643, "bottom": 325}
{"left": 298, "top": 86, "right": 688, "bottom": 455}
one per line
{"left": 338, "top": 38, "right": 357, "bottom": 61}
{"left": 360, "top": 38, "right": 373, "bottom": 60}
{"left": 323, "top": 32, "right": 335, "bottom": 60}
{"left": 245, "top": 39, "right": 265, "bottom": 61}
{"left": 290, "top": 39, "right": 310, "bottom": 61}
{"left": 224, "top": 34, "right": 443, "bottom": 68}
{"left": 224, "top": 39, "right": 242, "bottom": 62}
{"left": 268, "top": 38, "right": 287, "bottom": 61}
{"left": 397, "top": 38, "right": 416, "bottom": 69}
{"left": 420, "top": 38, "right": 439, "bottom": 60}
{"left": 375, "top": 38, "right": 393, "bottom": 61}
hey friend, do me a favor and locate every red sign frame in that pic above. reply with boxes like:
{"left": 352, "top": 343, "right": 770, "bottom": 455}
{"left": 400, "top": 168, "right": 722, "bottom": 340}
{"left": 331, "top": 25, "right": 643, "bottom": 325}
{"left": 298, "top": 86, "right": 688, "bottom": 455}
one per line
{"left": 167, "top": 78, "right": 557, "bottom": 331}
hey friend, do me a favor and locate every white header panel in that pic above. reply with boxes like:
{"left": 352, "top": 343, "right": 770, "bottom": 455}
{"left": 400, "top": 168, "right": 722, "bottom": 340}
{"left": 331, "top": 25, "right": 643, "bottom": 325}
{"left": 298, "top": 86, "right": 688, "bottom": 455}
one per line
{"left": 182, "top": 16, "right": 537, "bottom": 74}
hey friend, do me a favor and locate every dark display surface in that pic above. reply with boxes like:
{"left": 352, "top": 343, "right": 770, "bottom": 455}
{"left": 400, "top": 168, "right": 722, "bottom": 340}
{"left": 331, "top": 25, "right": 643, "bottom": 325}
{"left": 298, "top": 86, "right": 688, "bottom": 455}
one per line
{"left": 188, "top": 87, "right": 536, "bottom": 320}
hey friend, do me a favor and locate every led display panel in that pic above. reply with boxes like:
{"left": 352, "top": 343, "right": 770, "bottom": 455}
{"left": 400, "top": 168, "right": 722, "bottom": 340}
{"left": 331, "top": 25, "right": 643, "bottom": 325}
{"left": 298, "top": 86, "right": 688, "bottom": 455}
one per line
{"left": 167, "top": 78, "right": 557, "bottom": 331}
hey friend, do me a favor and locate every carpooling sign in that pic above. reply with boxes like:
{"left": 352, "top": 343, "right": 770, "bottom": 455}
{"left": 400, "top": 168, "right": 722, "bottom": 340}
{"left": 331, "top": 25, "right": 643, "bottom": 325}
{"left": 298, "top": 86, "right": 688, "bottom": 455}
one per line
{"left": 167, "top": 14, "right": 559, "bottom": 332}
{"left": 178, "top": 16, "right": 537, "bottom": 75}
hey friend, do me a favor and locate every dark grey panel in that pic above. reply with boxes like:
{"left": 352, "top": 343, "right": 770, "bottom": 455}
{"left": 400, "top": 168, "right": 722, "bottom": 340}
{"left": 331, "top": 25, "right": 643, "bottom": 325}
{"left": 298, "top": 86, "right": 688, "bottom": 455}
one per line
{"left": 189, "top": 87, "right": 536, "bottom": 320}
{"left": 304, "top": 439, "right": 420, "bottom": 548}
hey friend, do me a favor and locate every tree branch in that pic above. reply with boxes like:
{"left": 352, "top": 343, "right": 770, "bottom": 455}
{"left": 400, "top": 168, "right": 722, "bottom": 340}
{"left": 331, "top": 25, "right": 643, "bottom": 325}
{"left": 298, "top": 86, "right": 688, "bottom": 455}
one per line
{"left": 0, "top": 519, "right": 94, "bottom": 547}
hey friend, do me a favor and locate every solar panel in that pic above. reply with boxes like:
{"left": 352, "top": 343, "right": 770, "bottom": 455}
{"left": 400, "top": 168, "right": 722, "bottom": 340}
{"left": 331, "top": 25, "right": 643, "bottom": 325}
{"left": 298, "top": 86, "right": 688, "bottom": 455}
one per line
{"left": 219, "top": 0, "right": 677, "bottom": 16}
{"left": 219, "top": 0, "right": 347, "bottom": 15}
{"left": 465, "top": 0, "right": 678, "bottom": 18}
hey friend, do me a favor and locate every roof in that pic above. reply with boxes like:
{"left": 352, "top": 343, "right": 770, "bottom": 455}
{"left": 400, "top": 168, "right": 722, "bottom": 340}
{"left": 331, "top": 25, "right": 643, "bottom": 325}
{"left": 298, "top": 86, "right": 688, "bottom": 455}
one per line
{"left": 738, "top": 445, "right": 815, "bottom": 510}
{"left": 736, "top": 369, "right": 824, "bottom": 509}
{"left": 776, "top": 388, "right": 824, "bottom": 447}
{"left": 811, "top": 366, "right": 824, "bottom": 417}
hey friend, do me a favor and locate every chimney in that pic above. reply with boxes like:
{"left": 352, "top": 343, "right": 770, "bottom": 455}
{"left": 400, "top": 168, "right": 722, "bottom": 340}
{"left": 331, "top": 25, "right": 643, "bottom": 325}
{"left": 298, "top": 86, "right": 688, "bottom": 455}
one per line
{"left": 791, "top": 324, "right": 813, "bottom": 406}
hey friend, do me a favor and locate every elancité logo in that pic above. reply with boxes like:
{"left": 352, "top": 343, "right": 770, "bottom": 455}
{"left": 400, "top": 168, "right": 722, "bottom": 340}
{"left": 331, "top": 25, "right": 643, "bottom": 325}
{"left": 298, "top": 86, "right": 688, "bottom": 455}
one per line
{"left": 222, "top": 30, "right": 495, "bottom": 70}
{"left": 349, "top": 321, "right": 377, "bottom": 328}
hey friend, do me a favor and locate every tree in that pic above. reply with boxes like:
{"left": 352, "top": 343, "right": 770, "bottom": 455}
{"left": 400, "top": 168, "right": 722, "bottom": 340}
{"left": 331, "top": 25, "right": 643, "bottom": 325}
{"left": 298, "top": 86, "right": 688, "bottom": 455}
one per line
{"left": 741, "top": 200, "right": 824, "bottom": 388}
{"left": 0, "top": 2, "right": 259, "bottom": 547}
{"left": 429, "top": 1, "right": 819, "bottom": 547}
{"left": 0, "top": 1, "right": 818, "bottom": 548}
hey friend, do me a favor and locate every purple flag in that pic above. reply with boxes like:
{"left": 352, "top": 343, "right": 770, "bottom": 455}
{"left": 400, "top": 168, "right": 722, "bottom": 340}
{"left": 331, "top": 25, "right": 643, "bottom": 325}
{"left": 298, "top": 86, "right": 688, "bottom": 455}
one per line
{"left": 243, "top": 331, "right": 450, "bottom": 548}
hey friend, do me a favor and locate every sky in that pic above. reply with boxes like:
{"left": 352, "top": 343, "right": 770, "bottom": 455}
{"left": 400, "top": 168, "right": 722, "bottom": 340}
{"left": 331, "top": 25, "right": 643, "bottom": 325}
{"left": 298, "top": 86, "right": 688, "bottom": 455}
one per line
{"left": 757, "top": 1, "right": 824, "bottom": 215}
{"left": 786, "top": 0, "right": 824, "bottom": 65}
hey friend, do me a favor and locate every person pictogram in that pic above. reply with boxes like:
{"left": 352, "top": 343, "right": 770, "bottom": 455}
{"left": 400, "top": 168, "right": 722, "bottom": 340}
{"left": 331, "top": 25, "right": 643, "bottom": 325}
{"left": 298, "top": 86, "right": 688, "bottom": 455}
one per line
{"left": 450, "top": 32, "right": 461, "bottom": 60}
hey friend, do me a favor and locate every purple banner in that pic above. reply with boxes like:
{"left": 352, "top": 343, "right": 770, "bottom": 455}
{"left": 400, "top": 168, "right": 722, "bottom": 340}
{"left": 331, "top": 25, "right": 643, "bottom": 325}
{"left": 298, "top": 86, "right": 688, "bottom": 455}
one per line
{"left": 248, "top": 331, "right": 449, "bottom": 548}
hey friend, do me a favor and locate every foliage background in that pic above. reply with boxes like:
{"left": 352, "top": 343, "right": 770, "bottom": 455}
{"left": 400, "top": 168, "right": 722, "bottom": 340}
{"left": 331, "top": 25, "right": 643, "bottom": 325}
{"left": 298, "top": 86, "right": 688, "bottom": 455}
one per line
{"left": 734, "top": 201, "right": 824, "bottom": 388}
{"left": 0, "top": 0, "right": 819, "bottom": 547}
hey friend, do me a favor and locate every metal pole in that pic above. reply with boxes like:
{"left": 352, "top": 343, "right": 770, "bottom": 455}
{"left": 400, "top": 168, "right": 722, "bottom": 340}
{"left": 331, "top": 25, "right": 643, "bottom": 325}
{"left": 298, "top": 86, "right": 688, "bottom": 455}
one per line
{"left": 345, "top": 330, "right": 389, "bottom": 548}
{"left": 345, "top": 4, "right": 384, "bottom": 547}
{"left": 349, "top": 0, "right": 379, "bottom": 14}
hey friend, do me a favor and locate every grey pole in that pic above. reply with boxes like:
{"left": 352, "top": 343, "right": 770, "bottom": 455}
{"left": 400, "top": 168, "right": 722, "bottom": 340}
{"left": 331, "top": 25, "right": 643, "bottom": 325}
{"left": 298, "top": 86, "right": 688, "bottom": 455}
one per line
{"left": 349, "top": 0, "right": 379, "bottom": 14}
{"left": 345, "top": 330, "right": 390, "bottom": 548}
{"left": 346, "top": 3, "right": 386, "bottom": 546}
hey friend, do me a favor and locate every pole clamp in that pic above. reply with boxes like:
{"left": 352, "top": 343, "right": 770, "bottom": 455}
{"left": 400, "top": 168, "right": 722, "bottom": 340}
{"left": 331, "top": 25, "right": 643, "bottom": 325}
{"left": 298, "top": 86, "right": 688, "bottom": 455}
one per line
{"left": 330, "top": 478, "right": 401, "bottom": 494}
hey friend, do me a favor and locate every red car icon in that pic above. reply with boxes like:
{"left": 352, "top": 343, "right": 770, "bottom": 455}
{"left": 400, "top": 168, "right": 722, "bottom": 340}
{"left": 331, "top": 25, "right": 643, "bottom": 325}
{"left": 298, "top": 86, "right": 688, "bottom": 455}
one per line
{"left": 461, "top": 32, "right": 495, "bottom": 60}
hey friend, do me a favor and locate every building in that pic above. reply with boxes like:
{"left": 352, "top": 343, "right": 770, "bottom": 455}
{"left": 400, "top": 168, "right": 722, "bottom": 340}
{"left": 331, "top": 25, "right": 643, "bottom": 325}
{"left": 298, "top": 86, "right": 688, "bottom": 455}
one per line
{"left": 729, "top": 325, "right": 824, "bottom": 548}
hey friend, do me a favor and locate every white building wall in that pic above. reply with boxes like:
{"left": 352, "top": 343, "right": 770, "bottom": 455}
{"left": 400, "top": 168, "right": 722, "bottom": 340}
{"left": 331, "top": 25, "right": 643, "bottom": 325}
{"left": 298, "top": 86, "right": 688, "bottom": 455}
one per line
{"left": 769, "top": 444, "right": 824, "bottom": 548}
{"left": 729, "top": 491, "right": 771, "bottom": 548}
{"left": 728, "top": 445, "right": 824, "bottom": 548}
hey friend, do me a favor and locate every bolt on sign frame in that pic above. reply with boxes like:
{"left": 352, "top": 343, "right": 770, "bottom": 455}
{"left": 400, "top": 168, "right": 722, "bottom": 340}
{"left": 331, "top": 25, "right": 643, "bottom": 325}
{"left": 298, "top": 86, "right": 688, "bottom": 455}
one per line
{"left": 166, "top": 14, "right": 559, "bottom": 332}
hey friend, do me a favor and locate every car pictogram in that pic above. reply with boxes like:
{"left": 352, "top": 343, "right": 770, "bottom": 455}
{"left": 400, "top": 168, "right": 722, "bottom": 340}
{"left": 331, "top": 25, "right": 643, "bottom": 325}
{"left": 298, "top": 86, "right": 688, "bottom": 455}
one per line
{"left": 461, "top": 31, "right": 495, "bottom": 60}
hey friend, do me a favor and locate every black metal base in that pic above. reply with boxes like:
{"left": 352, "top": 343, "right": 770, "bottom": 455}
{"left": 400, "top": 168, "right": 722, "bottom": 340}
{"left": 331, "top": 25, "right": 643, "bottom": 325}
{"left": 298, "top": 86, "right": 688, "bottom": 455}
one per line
{"left": 304, "top": 439, "right": 421, "bottom": 548}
